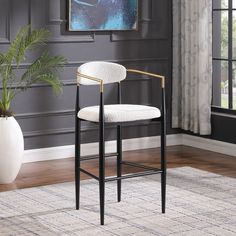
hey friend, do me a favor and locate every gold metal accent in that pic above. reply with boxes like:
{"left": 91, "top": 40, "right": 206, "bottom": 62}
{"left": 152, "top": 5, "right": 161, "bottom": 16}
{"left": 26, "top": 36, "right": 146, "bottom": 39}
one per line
{"left": 127, "top": 69, "right": 165, "bottom": 88}
{"left": 77, "top": 72, "right": 104, "bottom": 93}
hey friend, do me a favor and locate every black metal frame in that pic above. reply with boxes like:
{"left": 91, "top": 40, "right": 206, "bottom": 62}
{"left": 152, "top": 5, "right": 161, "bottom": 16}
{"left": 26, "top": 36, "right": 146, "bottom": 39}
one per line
{"left": 75, "top": 73, "right": 166, "bottom": 225}
{"left": 212, "top": 0, "right": 236, "bottom": 110}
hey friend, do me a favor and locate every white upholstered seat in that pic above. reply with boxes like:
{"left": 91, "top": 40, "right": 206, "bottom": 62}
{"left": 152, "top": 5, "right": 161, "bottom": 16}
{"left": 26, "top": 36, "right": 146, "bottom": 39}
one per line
{"left": 78, "top": 104, "right": 161, "bottom": 123}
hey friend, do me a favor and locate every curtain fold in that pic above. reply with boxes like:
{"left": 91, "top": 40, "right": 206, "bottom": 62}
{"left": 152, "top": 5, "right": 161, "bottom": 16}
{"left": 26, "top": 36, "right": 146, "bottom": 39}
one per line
{"left": 172, "top": 0, "right": 212, "bottom": 135}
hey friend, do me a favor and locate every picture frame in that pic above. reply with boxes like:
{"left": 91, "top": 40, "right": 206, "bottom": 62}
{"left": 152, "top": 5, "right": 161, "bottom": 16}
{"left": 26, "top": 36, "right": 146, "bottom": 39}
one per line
{"left": 68, "top": 0, "right": 138, "bottom": 31}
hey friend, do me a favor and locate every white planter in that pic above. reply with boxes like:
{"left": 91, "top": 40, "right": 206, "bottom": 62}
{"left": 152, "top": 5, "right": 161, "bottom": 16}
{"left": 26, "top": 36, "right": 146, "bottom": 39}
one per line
{"left": 0, "top": 117, "right": 24, "bottom": 184}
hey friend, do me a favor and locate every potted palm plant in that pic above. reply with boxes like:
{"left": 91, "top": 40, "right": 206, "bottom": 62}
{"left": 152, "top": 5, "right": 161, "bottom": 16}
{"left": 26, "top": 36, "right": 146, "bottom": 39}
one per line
{"left": 0, "top": 25, "right": 66, "bottom": 183}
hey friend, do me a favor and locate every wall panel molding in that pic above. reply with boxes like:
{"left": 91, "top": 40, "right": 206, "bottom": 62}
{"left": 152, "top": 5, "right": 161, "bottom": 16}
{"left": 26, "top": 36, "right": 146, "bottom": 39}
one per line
{"left": 23, "top": 121, "right": 164, "bottom": 138}
{"left": 16, "top": 109, "right": 75, "bottom": 119}
{"left": 47, "top": 33, "right": 95, "bottom": 43}
{"left": 0, "top": 0, "right": 11, "bottom": 44}
{"left": 24, "top": 127, "right": 74, "bottom": 138}
{"left": 140, "top": 0, "right": 153, "bottom": 22}
{"left": 111, "top": 24, "right": 168, "bottom": 42}
{"left": 0, "top": 77, "right": 153, "bottom": 89}
{"left": 8, "top": 57, "right": 169, "bottom": 69}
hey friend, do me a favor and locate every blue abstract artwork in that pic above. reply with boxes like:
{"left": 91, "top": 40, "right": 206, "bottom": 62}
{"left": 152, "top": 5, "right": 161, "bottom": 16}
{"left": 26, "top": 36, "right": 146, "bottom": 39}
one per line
{"left": 68, "top": 0, "right": 138, "bottom": 31}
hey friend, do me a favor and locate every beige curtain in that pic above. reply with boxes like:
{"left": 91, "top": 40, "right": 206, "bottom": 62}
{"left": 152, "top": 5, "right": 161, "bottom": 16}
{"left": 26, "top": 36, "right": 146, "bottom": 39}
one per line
{"left": 172, "top": 0, "right": 212, "bottom": 135}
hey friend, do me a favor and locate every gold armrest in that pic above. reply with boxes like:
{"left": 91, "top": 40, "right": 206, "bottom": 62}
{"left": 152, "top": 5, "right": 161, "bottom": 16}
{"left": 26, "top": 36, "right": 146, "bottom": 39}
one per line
{"left": 77, "top": 72, "right": 104, "bottom": 93}
{"left": 127, "top": 69, "right": 165, "bottom": 88}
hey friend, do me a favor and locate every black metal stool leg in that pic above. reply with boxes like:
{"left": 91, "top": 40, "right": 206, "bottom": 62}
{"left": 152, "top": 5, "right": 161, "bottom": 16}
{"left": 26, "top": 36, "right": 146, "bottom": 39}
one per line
{"left": 75, "top": 118, "right": 81, "bottom": 210}
{"left": 99, "top": 122, "right": 105, "bottom": 225}
{"left": 161, "top": 87, "right": 166, "bottom": 214}
{"left": 161, "top": 146, "right": 166, "bottom": 213}
{"left": 117, "top": 125, "right": 122, "bottom": 202}
{"left": 99, "top": 93, "right": 105, "bottom": 225}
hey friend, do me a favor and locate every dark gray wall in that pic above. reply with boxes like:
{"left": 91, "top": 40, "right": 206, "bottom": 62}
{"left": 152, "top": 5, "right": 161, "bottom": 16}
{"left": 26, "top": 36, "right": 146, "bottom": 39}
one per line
{"left": 0, "top": 0, "right": 174, "bottom": 150}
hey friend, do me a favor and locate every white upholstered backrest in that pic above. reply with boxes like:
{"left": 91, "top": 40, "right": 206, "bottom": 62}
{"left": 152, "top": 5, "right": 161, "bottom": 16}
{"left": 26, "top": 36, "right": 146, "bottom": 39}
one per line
{"left": 77, "top": 61, "right": 127, "bottom": 85}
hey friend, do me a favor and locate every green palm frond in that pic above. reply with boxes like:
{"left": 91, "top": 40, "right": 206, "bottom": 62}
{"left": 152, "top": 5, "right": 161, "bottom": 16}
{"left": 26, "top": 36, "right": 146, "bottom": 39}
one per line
{"left": 0, "top": 25, "right": 66, "bottom": 117}
{"left": 25, "top": 28, "right": 50, "bottom": 50}
{"left": 4, "top": 25, "right": 50, "bottom": 67}
{"left": 0, "top": 53, "right": 7, "bottom": 73}
{"left": 16, "top": 28, "right": 50, "bottom": 66}
{"left": 21, "top": 53, "right": 66, "bottom": 87}
{"left": 23, "top": 53, "right": 65, "bottom": 78}
{"left": 0, "top": 53, "right": 6, "bottom": 78}
{"left": 5, "top": 25, "right": 30, "bottom": 66}
{"left": 33, "top": 74, "right": 62, "bottom": 94}
{"left": 0, "top": 53, "right": 4, "bottom": 65}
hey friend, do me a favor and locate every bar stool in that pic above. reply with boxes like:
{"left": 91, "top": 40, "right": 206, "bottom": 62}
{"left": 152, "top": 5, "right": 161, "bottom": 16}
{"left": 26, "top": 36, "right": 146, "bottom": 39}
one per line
{"left": 75, "top": 61, "right": 166, "bottom": 225}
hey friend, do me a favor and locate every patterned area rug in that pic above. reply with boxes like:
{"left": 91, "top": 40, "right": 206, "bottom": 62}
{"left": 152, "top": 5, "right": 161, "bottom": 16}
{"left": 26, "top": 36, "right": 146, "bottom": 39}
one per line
{"left": 0, "top": 167, "right": 235, "bottom": 236}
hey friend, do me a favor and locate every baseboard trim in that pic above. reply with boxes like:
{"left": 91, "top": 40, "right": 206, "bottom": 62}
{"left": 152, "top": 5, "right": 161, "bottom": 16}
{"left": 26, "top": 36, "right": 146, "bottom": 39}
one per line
{"left": 23, "top": 134, "right": 236, "bottom": 163}
{"left": 23, "top": 134, "right": 182, "bottom": 163}
{"left": 182, "top": 134, "right": 236, "bottom": 157}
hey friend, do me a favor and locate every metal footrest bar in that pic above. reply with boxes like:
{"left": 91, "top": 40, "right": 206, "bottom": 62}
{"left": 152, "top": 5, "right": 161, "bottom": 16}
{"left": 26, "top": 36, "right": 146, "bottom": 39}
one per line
{"left": 79, "top": 168, "right": 99, "bottom": 181}
{"left": 80, "top": 153, "right": 118, "bottom": 161}
{"left": 79, "top": 164, "right": 162, "bottom": 183}
{"left": 121, "top": 161, "right": 161, "bottom": 172}
{"left": 105, "top": 170, "right": 162, "bottom": 182}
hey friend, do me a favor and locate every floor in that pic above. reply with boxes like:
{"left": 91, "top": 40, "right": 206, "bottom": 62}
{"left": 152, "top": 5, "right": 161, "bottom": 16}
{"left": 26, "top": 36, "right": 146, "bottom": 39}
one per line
{"left": 0, "top": 145, "right": 235, "bottom": 192}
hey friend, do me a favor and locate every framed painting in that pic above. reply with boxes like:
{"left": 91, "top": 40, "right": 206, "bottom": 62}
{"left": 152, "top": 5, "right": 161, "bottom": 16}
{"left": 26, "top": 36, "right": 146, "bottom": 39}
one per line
{"left": 68, "top": 0, "right": 138, "bottom": 31}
